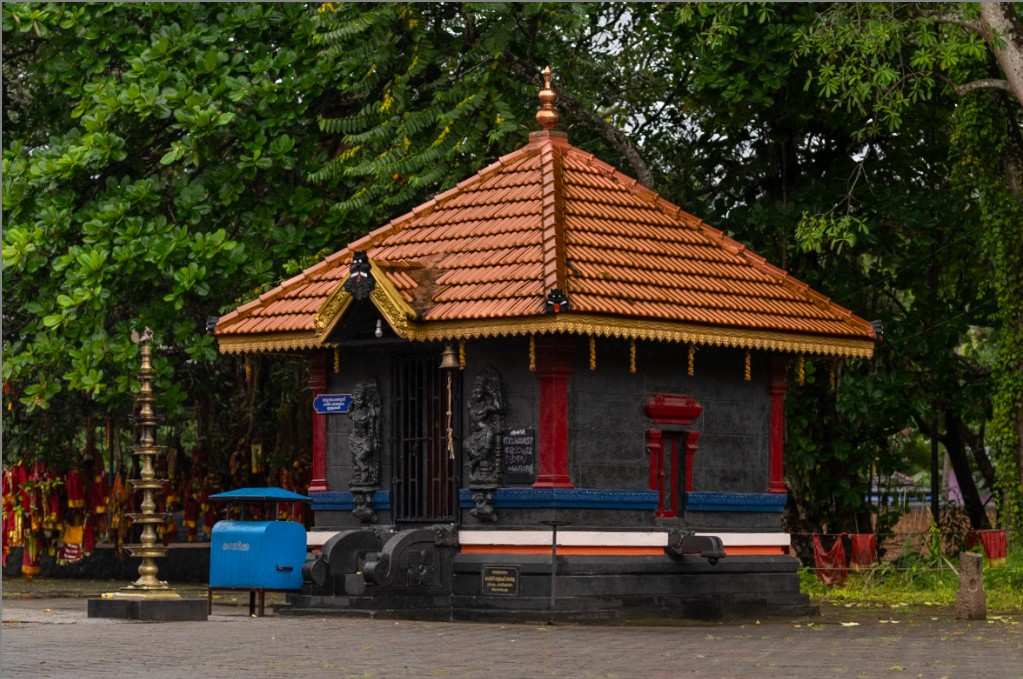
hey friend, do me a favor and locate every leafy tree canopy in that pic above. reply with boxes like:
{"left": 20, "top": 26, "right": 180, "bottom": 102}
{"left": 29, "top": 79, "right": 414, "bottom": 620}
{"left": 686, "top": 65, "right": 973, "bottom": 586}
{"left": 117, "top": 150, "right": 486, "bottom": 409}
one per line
{"left": 4, "top": 2, "right": 1021, "bottom": 538}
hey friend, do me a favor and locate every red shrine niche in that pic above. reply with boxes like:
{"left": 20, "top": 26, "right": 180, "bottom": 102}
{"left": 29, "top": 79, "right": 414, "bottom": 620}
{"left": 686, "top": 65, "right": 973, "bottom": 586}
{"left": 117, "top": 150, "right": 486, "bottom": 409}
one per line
{"left": 645, "top": 394, "right": 702, "bottom": 518}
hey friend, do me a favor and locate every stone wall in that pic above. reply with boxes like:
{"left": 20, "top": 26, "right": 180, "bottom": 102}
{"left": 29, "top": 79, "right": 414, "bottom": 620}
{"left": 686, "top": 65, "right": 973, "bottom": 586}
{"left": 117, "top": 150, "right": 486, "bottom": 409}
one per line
{"left": 319, "top": 336, "right": 778, "bottom": 530}
{"left": 567, "top": 337, "right": 771, "bottom": 494}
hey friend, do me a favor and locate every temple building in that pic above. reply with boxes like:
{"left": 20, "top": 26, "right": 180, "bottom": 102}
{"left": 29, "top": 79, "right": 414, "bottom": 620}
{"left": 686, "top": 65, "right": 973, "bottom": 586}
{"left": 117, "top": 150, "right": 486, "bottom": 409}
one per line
{"left": 215, "top": 69, "right": 875, "bottom": 620}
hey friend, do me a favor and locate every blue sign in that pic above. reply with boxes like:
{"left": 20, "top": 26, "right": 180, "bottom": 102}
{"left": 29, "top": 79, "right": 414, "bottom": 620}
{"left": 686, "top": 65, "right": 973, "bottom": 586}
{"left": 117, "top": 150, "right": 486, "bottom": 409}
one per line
{"left": 313, "top": 393, "right": 353, "bottom": 414}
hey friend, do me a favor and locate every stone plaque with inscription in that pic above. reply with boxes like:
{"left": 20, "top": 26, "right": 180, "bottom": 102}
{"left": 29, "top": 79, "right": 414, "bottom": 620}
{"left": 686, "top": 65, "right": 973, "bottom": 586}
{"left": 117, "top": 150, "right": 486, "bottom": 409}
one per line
{"left": 501, "top": 428, "right": 535, "bottom": 484}
{"left": 481, "top": 566, "right": 519, "bottom": 596}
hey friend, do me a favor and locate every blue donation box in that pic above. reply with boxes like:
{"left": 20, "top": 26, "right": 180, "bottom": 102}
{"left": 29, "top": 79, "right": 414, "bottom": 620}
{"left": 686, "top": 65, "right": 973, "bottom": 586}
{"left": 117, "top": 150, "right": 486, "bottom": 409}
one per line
{"left": 209, "top": 521, "right": 305, "bottom": 590}
{"left": 208, "top": 487, "right": 311, "bottom": 591}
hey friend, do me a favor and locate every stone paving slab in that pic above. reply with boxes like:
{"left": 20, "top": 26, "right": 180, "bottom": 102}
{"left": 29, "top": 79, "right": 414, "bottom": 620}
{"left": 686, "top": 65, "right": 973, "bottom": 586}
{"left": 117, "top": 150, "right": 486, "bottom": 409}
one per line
{"left": 3, "top": 596, "right": 1023, "bottom": 679}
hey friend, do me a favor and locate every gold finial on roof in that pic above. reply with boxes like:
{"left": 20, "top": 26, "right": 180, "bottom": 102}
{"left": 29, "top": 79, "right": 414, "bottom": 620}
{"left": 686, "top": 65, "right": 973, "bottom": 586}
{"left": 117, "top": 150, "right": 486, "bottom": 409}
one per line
{"left": 535, "top": 65, "right": 559, "bottom": 131}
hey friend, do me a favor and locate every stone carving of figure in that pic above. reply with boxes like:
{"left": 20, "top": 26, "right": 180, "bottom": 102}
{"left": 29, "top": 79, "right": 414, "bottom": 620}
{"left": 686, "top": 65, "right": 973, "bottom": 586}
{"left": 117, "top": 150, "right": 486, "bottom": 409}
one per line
{"left": 349, "top": 381, "right": 381, "bottom": 488}
{"left": 466, "top": 368, "right": 503, "bottom": 491}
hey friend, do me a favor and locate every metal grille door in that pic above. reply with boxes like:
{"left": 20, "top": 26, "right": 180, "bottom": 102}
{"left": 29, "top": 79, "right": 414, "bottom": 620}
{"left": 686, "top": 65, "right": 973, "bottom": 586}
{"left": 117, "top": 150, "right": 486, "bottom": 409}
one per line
{"left": 392, "top": 354, "right": 458, "bottom": 523}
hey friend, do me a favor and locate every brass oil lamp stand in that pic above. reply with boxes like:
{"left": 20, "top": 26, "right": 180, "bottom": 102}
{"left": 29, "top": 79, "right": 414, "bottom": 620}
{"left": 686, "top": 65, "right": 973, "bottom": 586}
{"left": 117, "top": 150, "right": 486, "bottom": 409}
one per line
{"left": 105, "top": 328, "right": 180, "bottom": 600}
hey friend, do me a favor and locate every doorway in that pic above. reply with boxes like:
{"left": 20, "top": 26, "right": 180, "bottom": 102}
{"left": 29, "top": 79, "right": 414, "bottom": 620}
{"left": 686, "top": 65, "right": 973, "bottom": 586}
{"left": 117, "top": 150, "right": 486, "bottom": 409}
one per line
{"left": 391, "top": 353, "right": 459, "bottom": 523}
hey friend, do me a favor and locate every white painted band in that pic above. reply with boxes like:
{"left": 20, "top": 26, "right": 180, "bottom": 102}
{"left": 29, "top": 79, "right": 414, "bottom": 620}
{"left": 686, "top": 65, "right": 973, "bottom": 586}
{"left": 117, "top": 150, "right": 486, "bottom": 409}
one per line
{"left": 306, "top": 531, "right": 340, "bottom": 547}
{"left": 457, "top": 530, "right": 791, "bottom": 548}
{"left": 308, "top": 530, "right": 790, "bottom": 548}
{"left": 458, "top": 530, "right": 667, "bottom": 547}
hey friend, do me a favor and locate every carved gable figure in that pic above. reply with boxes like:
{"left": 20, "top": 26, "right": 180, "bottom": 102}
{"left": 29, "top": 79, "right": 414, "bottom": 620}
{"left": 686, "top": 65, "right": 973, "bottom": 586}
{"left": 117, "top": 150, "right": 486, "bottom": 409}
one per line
{"left": 343, "top": 251, "right": 375, "bottom": 301}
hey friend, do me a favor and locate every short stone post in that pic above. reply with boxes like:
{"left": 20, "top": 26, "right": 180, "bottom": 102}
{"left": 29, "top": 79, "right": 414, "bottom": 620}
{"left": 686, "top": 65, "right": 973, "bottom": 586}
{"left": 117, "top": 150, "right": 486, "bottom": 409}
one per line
{"left": 955, "top": 552, "right": 986, "bottom": 620}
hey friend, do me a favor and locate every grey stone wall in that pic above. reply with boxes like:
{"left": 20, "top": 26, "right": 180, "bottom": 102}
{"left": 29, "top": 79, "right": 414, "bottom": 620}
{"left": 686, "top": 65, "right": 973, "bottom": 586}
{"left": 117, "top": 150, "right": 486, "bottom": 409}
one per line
{"left": 324, "top": 347, "right": 393, "bottom": 491}
{"left": 568, "top": 337, "right": 770, "bottom": 494}
{"left": 323, "top": 338, "right": 772, "bottom": 494}
{"left": 318, "top": 336, "right": 776, "bottom": 530}
{"left": 460, "top": 337, "right": 538, "bottom": 486}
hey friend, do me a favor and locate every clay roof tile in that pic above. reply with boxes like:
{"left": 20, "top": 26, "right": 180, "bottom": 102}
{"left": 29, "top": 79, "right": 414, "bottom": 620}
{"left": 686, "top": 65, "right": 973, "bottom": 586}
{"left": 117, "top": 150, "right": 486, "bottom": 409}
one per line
{"left": 218, "top": 126, "right": 873, "bottom": 347}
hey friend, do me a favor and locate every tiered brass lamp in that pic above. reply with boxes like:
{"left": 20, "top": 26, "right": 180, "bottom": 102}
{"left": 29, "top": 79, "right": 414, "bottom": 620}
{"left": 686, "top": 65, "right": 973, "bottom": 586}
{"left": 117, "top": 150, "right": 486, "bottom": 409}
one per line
{"left": 107, "top": 328, "right": 180, "bottom": 600}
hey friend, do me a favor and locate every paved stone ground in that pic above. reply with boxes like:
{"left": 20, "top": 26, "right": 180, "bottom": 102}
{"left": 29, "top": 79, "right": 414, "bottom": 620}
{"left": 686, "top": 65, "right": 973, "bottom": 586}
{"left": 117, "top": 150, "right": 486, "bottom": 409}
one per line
{"left": 3, "top": 587, "right": 1022, "bottom": 678}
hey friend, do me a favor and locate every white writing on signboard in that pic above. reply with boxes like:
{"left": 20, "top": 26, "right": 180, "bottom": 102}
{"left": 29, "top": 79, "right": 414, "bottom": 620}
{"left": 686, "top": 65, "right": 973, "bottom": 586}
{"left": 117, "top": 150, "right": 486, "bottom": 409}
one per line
{"left": 222, "top": 541, "right": 250, "bottom": 552}
{"left": 501, "top": 428, "right": 535, "bottom": 483}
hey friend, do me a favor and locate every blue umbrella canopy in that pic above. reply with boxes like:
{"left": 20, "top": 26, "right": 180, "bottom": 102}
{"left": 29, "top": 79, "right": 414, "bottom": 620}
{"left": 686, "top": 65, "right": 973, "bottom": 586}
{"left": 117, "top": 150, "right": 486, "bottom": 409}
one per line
{"left": 209, "top": 486, "right": 311, "bottom": 503}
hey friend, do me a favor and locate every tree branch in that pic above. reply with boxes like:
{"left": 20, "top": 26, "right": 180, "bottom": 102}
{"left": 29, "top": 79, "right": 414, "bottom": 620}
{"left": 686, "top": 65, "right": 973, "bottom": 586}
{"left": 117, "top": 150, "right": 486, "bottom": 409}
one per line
{"left": 925, "top": 12, "right": 985, "bottom": 38}
{"left": 955, "top": 78, "right": 1012, "bottom": 96}
{"left": 556, "top": 90, "right": 655, "bottom": 187}
{"left": 506, "top": 59, "right": 655, "bottom": 187}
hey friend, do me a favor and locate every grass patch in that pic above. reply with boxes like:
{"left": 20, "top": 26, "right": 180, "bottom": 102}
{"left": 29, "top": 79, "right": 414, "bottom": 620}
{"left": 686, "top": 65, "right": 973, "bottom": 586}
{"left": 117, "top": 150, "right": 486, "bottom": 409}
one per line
{"left": 800, "top": 546, "right": 1023, "bottom": 612}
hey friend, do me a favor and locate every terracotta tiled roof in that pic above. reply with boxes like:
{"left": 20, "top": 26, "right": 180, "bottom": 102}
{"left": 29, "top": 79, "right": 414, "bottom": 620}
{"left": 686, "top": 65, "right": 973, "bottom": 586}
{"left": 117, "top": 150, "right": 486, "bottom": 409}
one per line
{"left": 216, "top": 130, "right": 875, "bottom": 357}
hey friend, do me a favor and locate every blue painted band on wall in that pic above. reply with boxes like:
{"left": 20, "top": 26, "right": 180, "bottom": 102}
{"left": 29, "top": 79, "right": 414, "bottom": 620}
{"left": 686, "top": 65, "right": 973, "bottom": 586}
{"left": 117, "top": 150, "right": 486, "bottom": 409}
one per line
{"left": 310, "top": 490, "right": 391, "bottom": 511}
{"left": 686, "top": 491, "right": 786, "bottom": 513}
{"left": 456, "top": 488, "right": 786, "bottom": 512}
{"left": 458, "top": 488, "right": 658, "bottom": 510}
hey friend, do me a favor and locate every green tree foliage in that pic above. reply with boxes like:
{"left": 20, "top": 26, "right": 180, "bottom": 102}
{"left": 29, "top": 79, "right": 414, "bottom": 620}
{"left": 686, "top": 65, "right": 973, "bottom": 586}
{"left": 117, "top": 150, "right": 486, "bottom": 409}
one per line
{"left": 4, "top": 2, "right": 1019, "bottom": 542}
{"left": 308, "top": 2, "right": 661, "bottom": 223}
{"left": 2, "top": 3, "right": 345, "bottom": 468}
{"left": 797, "top": 2, "right": 1023, "bottom": 532}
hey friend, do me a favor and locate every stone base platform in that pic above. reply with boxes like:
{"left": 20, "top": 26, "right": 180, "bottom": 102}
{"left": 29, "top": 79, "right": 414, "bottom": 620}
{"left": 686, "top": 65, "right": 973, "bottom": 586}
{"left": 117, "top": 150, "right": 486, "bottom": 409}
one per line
{"left": 87, "top": 597, "right": 208, "bottom": 621}
{"left": 453, "top": 553, "right": 815, "bottom": 622}
{"left": 281, "top": 551, "right": 815, "bottom": 623}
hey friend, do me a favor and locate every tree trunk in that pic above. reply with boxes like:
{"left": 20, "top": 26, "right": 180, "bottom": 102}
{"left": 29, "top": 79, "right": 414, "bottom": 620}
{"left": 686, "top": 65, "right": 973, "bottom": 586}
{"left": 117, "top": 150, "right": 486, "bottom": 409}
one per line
{"left": 946, "top": 410, "right": 992, "bottom": 529}
{"left": 84, "top": 416, "right": 96, "bottom": 464}
{"left": 979, "top": 3, "right": 1023, "bottom": 109}
{"left": 965, "top": 422, "right": 998, "bottom": 493}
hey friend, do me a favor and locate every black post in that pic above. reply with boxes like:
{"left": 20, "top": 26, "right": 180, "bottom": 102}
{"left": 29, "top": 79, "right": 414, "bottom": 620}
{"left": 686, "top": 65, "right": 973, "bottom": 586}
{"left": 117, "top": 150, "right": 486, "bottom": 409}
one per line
{"left": 550, "top": 523, "right": 558, "bottom": 612}
{"left": 540, "top": 519, "right": 570, "bottom": 617}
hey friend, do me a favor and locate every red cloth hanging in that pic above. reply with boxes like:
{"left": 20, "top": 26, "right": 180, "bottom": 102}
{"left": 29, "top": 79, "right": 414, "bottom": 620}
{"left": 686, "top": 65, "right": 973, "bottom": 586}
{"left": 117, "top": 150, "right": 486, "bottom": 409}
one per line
{"left": 15, "top": 464, "right": 31, "bottom": 512}
{"left": 2, "top": 469, "right": 12, "bottom": 561}
{"left": 21, "top": 532, "right": 41, "bottom": 578}
{"left": 87, "top": 471, "right": 109, "bottom": 515}
{"left": 2, "top": 510, "right": 9, "bottom": 562}
{"left": 812, "top": 533, "right": 848, "bottom": 586}
{"left": 66, "top": 469, "right": 86, "bottom": 509}
{"left": 849, "top": 533, "right": 877, "bottom": 569}
{"left": 976, "top": 529, "right": 1008, "bottom": 563}
{"left": 46, "top": 487, "right": 62, "bottom": 529}
{"left": 27, "top": 462, "right": 46, "bottom": 532}
{"left": 82, "top": 515, "right": 95, "bottom": 556}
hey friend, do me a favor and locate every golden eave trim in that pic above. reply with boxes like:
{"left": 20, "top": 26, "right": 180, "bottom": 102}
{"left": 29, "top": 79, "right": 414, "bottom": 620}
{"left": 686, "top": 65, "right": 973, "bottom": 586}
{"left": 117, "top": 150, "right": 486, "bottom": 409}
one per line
{"left": 218, "top": 313, "right": 874, "bottom": 358}
{"left": 314, "top": 286, "right": 352, "bottom": 338}
{"left": 369, "top": 260, "right": 418, "bottom": 323}
{"left": 393, "top": 314, "right": 875, "bottom": 359}
{"left": 217, "top": 331, "right": 329, "bottom": 355}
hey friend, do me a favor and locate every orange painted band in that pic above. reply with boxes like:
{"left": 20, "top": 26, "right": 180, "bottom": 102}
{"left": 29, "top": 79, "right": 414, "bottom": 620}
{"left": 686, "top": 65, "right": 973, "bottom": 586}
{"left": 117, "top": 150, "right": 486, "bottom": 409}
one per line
{"left": 724, "top": 546, "right": 786, "bottom": 556}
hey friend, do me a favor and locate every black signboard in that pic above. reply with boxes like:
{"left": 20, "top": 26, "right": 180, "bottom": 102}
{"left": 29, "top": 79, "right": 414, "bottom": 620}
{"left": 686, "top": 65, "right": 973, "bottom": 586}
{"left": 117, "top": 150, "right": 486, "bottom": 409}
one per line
{"left": 502, "top": 428, "right": 535, "bottom": 484}
{"left": 481, "top": 566, "right": 519, "bottom": 596}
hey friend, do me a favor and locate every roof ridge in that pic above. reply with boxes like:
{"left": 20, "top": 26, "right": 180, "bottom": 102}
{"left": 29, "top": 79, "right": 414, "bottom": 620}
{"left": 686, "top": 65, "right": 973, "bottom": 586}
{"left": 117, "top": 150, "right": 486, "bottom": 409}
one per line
{"left": 560, "top": 144, "right": 875, "bottom": 338}
{"left": 539, "top": 140, "right": 568, "bottom": 294}
{"left": 217, "top": 143, "right": 542, "bottom": 334}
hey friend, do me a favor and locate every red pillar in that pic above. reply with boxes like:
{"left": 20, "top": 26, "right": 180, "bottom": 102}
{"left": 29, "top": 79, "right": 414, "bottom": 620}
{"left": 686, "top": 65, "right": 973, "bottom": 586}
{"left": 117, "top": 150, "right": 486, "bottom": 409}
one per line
{"left": 768, "top": 356, "right": 787, "bottom": 493}
{"left": 308, "top": 352, "right": 328, "bottom": 493}
{"left": 685, "top": 431, "right": 700, "bottom": 492}
{"left": 533, "top": 338, "right": 574, "bottom": 488}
